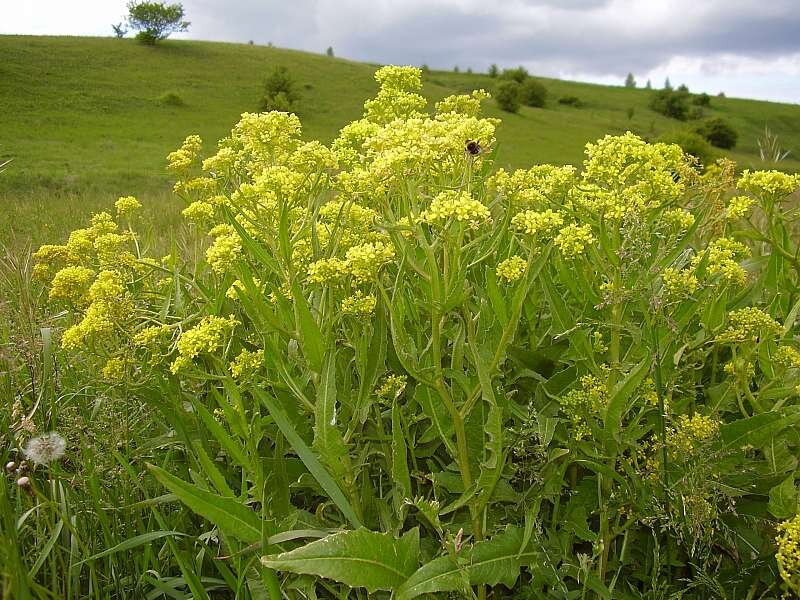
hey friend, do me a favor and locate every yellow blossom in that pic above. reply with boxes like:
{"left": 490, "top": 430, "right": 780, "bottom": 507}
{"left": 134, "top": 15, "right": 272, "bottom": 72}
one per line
{"left": 496, "top": 255, "right": 527, "bottom": 282}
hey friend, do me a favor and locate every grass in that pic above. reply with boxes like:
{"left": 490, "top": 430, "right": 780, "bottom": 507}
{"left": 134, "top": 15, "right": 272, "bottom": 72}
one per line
{"left": 1, "top": 34, "right": 800, "bottom": 248}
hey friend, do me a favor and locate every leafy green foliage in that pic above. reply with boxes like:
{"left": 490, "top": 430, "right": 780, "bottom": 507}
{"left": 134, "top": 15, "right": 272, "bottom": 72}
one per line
{"left": 650, "top": 87, "right": 691, "bottom": 120}
{"left": 696, "top": 116, "right": 739, "bottom": 149}
{"left": 126, "top": 1, "right": 189, "bottom": 44}
{"left": 520, "top": 78, "right": 548, "bottom": 108}
{"left": 261, "top": 65, "right": 298, "bottom": 112}
{"left": 495, "top": 80, "right": 521, "bottom": 113}
{"left": 656, "top": 129, "right": 715, "bottom": 165}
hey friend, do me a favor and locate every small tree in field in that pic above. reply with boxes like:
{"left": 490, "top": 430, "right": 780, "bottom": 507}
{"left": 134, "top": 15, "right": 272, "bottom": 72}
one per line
{"left": 127, "top": 1, "right": 189, "bottom": 44}
{"left": 624, "top": 73, "right": 636, "bottom": 88}
{"left": 111, "top": 22, "right": 128, "bottom": 38}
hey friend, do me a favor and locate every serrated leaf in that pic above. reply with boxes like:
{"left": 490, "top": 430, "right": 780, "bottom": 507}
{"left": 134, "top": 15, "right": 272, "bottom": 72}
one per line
{"left": 261, "top": 528, "right": 419, "bottom": 593}
{"left": 148, "top": 464, "right": 262, "bottom": 544}
{"left": 313, "top": 352, "right": 353, "bottom": 494}
{"left": 395, "top": 527, "right": 539, "bottom": 599}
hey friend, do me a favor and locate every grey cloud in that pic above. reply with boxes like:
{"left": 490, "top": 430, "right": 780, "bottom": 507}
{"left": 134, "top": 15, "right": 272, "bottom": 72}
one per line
{"left": 179, "top": 0, "right": 799, "bottom": 97}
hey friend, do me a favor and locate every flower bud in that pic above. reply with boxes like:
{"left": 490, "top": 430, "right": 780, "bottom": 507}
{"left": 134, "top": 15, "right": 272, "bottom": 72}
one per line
{"left": 5, "top": 461, "right": 15, "bottom": 472}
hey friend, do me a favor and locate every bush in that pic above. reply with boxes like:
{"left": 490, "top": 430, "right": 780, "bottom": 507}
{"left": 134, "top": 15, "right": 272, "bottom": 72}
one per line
{"left": 126, "top": 1, "right": 189, "bottom": 44}
{"left": 261, "top": 65, "right": 298, "bottom": 112}
{"left": 688, "top": 106, "right": 705, "bottom": 120}
{"left": 696, "top": 117, "right": 738, "bottom": 149}
{"left": 157, "top": 91, "right": 184, "bottom": 106}
{"left": 488, "top": 64, "right": 499, "bottom": 78}
{"left": 501, "top": 66, "right": 529, "bottom": 83}
{"left": 649, "top": 88, "right": 690, "bottom": 120}
{"left": 520, "top": 78, "right": 547, "bottom": 107}
{"left": 558, "top": 95, "right": 582, "bottom": 107}
{"left": 693, "top": 92, "right": 711, "bottom": 107}
{"left": 656, "top": 129, "right": 714, "bottom": 165}
{"left": 495, "top": 80, "right": 522, "bottom": 112}
{"left": 27, "top": 65, "right": 800, "bottom": 599}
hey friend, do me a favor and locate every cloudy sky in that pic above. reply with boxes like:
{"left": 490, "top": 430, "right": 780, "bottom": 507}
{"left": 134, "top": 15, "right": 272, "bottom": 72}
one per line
{"left": 4, "top": 0, "right": 799, "bottom": 103}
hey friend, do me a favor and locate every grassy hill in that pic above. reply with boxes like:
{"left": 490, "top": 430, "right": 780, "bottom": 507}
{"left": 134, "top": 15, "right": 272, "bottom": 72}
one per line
{"left": 2, "top": 35, "right": 800, "bottom": 245}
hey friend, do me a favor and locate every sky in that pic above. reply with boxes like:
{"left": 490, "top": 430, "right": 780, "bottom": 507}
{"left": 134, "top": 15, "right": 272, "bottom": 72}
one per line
{"left": 3, "top": 0, "right": 799, "bottom": 104}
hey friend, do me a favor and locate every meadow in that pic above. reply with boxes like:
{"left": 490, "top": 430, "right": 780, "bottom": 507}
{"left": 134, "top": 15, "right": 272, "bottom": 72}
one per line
{"left": 2, "top": 37, "right": 800, "bottom": 600}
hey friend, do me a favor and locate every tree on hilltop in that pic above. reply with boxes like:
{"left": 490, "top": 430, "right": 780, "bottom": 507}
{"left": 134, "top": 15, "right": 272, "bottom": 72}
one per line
{"left": 126, "top": 1, "right": 190, "bottom": 44}
{"left": 624, "top": 73, "right": 636, "bottom": 88}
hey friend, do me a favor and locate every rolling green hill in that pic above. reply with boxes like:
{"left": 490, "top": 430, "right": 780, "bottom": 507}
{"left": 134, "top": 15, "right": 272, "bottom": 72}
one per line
{"left": 1, "top": 35, "right": 799, "bottom": 245}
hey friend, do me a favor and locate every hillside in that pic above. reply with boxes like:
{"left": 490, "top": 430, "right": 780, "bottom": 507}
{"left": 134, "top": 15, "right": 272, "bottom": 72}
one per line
{"left": 1, "top": 35, "right": 799, "bottom": 244}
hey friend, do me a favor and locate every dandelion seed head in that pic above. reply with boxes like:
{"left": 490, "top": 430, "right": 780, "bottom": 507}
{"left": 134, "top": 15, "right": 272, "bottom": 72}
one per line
{"left": 22, "top": 432, "right": 66, "bottom": 465}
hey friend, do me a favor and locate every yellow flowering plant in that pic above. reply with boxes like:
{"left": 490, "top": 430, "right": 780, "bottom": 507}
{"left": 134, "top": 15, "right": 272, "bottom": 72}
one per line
{"left": 35, "top": 66, "right": 800, "bottom": 597}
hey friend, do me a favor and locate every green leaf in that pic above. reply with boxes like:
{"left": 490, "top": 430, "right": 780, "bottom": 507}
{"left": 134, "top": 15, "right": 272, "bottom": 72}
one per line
{"left": 148, "top": 464, "right": 262, "bottom": 544}
{"left": 255, "top": 389, "right": 363, "bottom": 529}
{"left": 604, "top": 354, "right": 651, "bottom": 441}
{"left": 74, "top": 530, "right": 186, "bottom": 566}
{"left": 392, "top": 401, "right": 412, "bottom": 509}
{"left": 768, "top": 474, "right": 798, "bottom": 519}
{"left": 720, "top": 407, "right": 800, "bottom": 449}
{"left": 261, "top": 528, "right": 419, "bottom": 593}
{"left": 395, "top": 526, "right": 539, "bottom": 599}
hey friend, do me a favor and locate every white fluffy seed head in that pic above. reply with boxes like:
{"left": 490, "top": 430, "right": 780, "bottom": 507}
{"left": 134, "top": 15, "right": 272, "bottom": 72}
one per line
{"left": 22, "top": 432, "right": 66, "bottom": 465}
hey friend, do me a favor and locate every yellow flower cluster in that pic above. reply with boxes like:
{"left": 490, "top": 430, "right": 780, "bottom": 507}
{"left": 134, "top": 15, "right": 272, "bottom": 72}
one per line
{"left": 363, "top": 66, "right": 426, "bottom": 124}
{"left": 668, "top": 414, "right": 720, "bottom": 457}
{"left": 182, "top": 200, "right": 216, "bottom": 224}
{"left": 776, "top": 515, "right": 800, "bottom": 590}
{"left": 775, "top": 346, "right": 800, "bottom": 370}
{"left": 511, "top": 209, "right": 564, "bottom": 238}
{"left": 738, "top": 169, "right": 800, "bottom": 200}
{"left": 341, "top": 291, "right": 377, "bottom": 316}
{"left": 662, "top": 208, "right": 695, "bottom": 231}
{"left": 102, "top": 355, "right": 131, "bottom": 381}
{"left": 344, "top": 241, "right": 396, "bottom": 282}
{"left": 661, "top": 267, "right": 699, "bottom": 299}
{"left": 61, "top": 270, "right": 132, "bottom": 350}
{"left": 206, "top": 227, "right": 242, "bottom": 274}
{"left": 582, "top": 132, "right": 687, "bottom": 211}
{"left": 496, "top": 255, "right": 527, "bottom": 282}
{"left": 725, "top": 195, "right": 754, "bottom": 220}
{"left": 560, "top": 373, "right": 608, "bottom": 440}
{"left": 115, "top": 195, "right": 141, "bottom": 218}
{"left": 717, "top": 307, "right": 782, "bottom": 344}
{"left": 171, "top": 315, "right": 238, "bottom": 373}
{"left": 48, "top": 265, "right": 95, "bottom": 305}
{"left": 133, "top": 324, "right": 172, "bottom": 348}
{"left": 435, "top": 90, "right": 491, "bottom": 118}
{"left": 554, "top": 223, "right": 595, "bottom": 258}
{"left": 487, "top": 165, "right": 576, "bottom": 212}
{"left": 376, "top": 373, "right": 408, "bottom": 401}
{"left": 167, "top": 134, "right": 202, "bottom": 173}
{"left": 307, "top": 258, "right": 348, "bottom": 285}
{"left": 691, "top": 237, "right": 750, "bottom": 286}
{"left": 229, "top": 348, "right": 262, "bottom": 379}
{"left": 421, "top": 190, "right": 491, "bottom": 228}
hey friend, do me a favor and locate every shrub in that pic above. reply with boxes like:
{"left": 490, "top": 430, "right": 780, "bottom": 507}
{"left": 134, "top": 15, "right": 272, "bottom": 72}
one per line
{"left": 157, "top": 91, "right": 184, "bottom": 106}
{"left": 501, "top": 66, "right": 529, "bottom": 83}
{"left": 126, "top": 1, "right": 189, "bottom": 44}
{"left": 693, "top": 92, "right": 711, "bottom": 107}
{"left": 558, "top": 95, "right": 582, "bottom": 107}
{"left": 488, "top": 63, "right": 499, "bottom": 78}
{"left": 261, "top": 65, "right": 298, "bottom": 112}
{"left": 30, "top": 65, "right": 800, "bottom": 599}
{"left": 326, "top": 46, "right": 334, "bottom": 57}
{"left": 656, "top": 129, "right": 714, "bottom": 165}
{"left": 688, "top": 106, "right": 704, "bottom": 120}
{"left": 696, "top": 117, "right": 738, "bottom": 149}
{"left": 495, "top": 80, "right": 522, "bottom": 112}
{"left": 650, "top": 88, "right": 690, "bottom": 120}
{"left": 520, "top": 78, "right": 547, "bottom": 107}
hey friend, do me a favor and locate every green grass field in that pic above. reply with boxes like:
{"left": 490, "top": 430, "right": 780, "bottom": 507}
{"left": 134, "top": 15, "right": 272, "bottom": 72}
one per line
{"left": 2, "top": 35, "right": 799, "bottom": 248}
